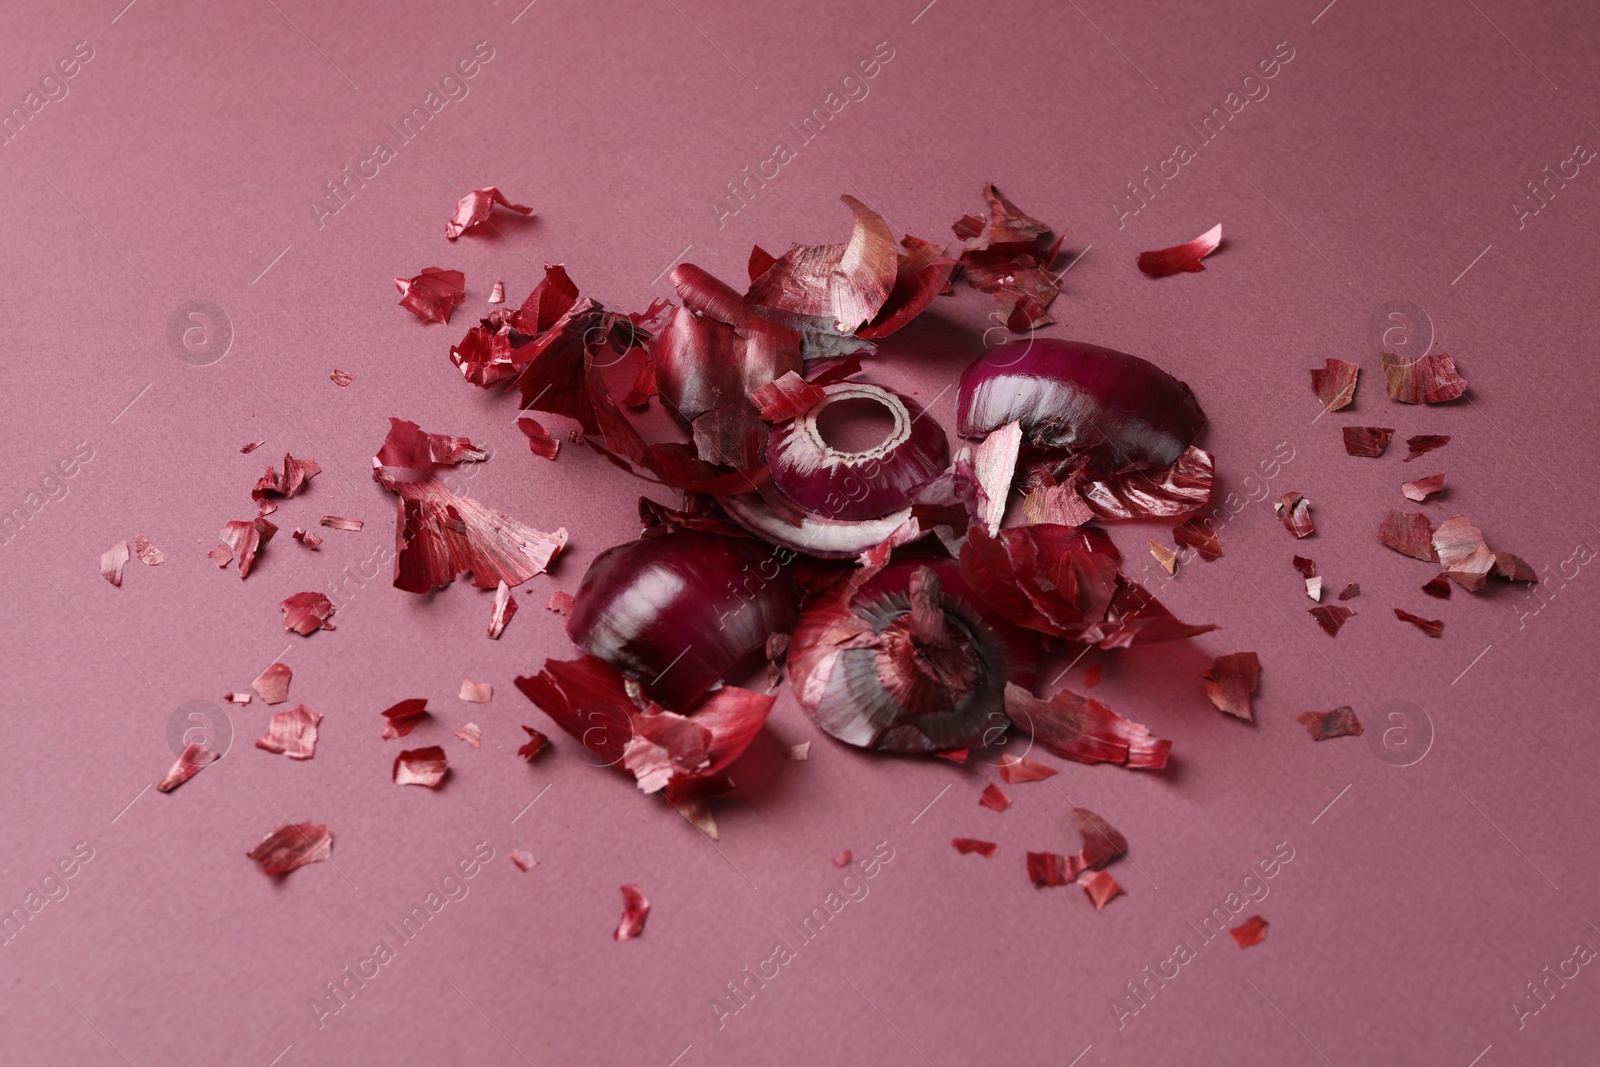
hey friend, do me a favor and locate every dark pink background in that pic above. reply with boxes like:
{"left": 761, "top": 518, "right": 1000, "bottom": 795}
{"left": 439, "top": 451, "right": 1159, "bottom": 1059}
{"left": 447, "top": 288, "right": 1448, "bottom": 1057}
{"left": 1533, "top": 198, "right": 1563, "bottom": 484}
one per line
{"left": 3, "top": 0, "right": 1597, "bottom": 1064}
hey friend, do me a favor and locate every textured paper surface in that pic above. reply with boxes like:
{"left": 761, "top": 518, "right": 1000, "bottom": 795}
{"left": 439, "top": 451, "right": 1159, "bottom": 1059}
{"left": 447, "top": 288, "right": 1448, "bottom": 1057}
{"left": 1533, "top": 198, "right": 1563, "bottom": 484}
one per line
{"left": 1, "top": 1, "right": 1596, "bottom": 1064}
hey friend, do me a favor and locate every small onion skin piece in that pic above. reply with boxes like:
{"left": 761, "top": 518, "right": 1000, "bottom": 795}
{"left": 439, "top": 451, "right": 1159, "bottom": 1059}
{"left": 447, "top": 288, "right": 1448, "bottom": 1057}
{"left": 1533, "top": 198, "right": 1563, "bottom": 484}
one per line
{"left": 567, "top": 531, "right": 798, "bottom": 709}
{"left": 767, "top": 382, "right": 951, "bottom": 521}
{"left": 956, "top": 338, "right": 1205, "bottom": 472}
{"left": 789, "top": 559, "right": 1038, "bottom": 754}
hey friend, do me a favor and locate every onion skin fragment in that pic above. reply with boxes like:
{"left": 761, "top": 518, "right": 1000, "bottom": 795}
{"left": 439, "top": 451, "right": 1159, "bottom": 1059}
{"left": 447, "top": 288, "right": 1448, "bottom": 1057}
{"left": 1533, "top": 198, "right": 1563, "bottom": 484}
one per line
{"left": 746, "top": 194, "right": 898, "bottom": 337}
{"left": 767, "top": 382, "right": 951, "bottom": 522}
{"left": 567, "top": 531, "right": 798, "bottom": 709}
{"left": 956, "top": 338, "right": 1205, "bottom": 473}
{"left": 788, "top": 559, "right": 1038, "bottom": 754}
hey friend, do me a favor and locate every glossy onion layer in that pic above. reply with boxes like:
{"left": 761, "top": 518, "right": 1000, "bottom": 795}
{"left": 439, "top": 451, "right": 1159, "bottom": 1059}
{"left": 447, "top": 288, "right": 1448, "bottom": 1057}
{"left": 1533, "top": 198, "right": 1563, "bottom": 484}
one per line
{"left": 568, "top": 531, "right": 798, "bottom": 708}
{"left": 767, "top": 382, "right": 950, "bottom": 522}
{"left": 717, "top": 493, "right": 914, "bottom": 561}
{"left": 956, "top": 338, "right": 1205, "bottom": 472}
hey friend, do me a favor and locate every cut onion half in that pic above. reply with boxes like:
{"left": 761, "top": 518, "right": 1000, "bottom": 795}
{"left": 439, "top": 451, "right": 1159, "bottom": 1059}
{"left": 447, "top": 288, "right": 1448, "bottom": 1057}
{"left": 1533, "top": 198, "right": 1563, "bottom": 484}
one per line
{"left": 767, "top": 382, "right": 950, "bottom": 522}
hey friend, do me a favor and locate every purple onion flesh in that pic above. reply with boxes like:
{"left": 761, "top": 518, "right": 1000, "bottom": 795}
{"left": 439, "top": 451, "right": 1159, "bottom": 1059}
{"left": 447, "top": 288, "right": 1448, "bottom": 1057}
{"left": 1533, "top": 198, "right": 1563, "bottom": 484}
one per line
{"left": 567, "top": 530, "right": 798, "bottom": 708}
{"left": 956, "top": 338, "right": 1205, "bottom": 473}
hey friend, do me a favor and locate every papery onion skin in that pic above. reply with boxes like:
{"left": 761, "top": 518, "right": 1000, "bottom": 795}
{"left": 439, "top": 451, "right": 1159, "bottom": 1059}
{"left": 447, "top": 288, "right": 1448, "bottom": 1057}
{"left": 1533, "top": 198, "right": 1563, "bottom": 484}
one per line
{"left": 746, "top": 195, "right": 898, "bottom": 337}
{"left": 956, "top": 339, "right": 1205, "bottom": 473}
{"left": 854, "top": 562, "right": 1038, "bottom": 691}
{"left": 789, "top": 559, "right": 1038, "bottom": 753}
{"left": 768, "top": 383, "right": 951, "bottom": 522}
{"left": 568, "top": 531, "right": 798, "bottom": 709}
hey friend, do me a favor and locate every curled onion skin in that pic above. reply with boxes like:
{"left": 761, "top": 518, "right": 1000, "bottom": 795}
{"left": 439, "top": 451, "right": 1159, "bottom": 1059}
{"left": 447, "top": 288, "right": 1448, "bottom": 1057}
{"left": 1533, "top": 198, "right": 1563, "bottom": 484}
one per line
{"left": 567, "top": 531, "right": 798, "bottom": 709}
{"left": 768, "top": 382, "right": 951, "bottom": 521}
{"left": 956, "top": 338, "right": 1205, "bottom": 472}
{"left": 789, "top": 559, "right": 1038, "bottom": 754}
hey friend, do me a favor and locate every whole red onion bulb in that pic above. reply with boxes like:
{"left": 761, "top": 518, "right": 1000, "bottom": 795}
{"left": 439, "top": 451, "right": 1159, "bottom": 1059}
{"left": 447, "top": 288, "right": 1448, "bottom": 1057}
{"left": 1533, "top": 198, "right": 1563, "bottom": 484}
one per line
{"left": 568, "top": 531, "right": 798, "bottom": 708}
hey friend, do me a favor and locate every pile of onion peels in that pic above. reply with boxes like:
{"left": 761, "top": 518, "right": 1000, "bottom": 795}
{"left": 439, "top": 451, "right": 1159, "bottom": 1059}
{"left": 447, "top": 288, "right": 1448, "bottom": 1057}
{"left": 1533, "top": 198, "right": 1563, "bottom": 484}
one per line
{"left": 133, "top": 182, "right": 1539, "bottom": 903}
{"left": 415, "top": 186, "right": 1222, "bottom": 835}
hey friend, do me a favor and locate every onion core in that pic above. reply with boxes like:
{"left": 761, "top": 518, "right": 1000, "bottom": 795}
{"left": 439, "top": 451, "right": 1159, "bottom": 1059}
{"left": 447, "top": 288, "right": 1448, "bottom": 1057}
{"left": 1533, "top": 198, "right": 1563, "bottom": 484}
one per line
{"left": 768, "top": 382, "right": 950, "bottom": 521}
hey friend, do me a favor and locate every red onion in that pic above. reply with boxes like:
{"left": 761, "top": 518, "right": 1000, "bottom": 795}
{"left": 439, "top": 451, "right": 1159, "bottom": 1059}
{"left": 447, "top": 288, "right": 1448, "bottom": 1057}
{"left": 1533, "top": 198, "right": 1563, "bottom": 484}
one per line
{"left": 788, "top": 559, "right": 1038, "bottom": 753}
{"left": 767, "top": 382, "right": 950, "bottom": 521}
{"left": 956, "top": 338, "right": 1205, "bottom": 473}
{"left": 567, "top": 531, "right": 798, "bottom": 708}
